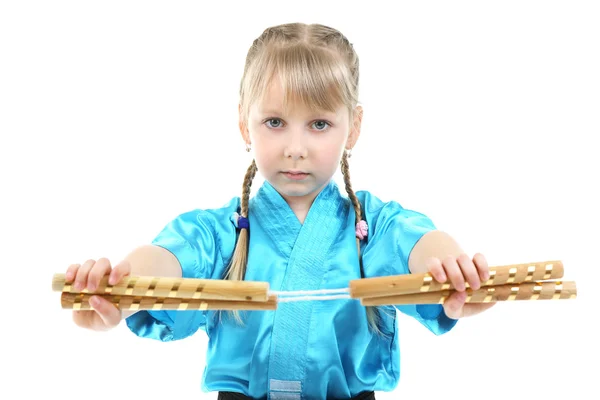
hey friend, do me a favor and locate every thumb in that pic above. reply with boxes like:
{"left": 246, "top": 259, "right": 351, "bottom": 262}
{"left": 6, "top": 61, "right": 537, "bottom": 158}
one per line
{"left": 89, "top": 295, "right": 122, "bottom": 330}
{"left": 443, "top": 291, "right": 467, "bottom": 319}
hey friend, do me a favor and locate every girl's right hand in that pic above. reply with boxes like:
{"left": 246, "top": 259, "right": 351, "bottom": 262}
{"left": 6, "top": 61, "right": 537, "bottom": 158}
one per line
{"left": 64, "top": 258, "right": 131, "bottom": 331}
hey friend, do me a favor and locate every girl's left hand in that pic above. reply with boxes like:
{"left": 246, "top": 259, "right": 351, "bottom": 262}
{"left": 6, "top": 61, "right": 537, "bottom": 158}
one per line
{"left": 425, "top": 253, "right": 496, "bottom": 319}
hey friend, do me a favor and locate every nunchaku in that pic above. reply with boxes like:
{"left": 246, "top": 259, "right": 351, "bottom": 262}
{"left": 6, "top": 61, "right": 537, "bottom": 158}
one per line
{"left": 52, "top": 260, "right": 577, "bottom": 311}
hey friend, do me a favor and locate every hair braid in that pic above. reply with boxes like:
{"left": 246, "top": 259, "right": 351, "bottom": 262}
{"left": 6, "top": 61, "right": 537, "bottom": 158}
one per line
{"left": 340, "top": 150, "right": 384, "bottom": 336}
{"left": 222, "top": 159, "right": 258, "bottom": 325}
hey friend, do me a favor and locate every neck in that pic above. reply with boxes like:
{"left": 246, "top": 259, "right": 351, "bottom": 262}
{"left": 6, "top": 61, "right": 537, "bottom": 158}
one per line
{"left": 281, "top": 181, "right": 329, "bottom": 224}
{"left": 282, "top": 194, "right": 315, "bottom": 224}
{"left": 286, "top": 199, "right": 314, "bottom": 224}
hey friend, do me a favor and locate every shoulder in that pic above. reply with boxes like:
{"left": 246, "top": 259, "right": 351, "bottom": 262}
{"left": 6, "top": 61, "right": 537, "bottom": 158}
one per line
{"left": 151, "top": 196, "right": 242, "bottom": 277}
{"left": 196, "top": 196, "right": 242, "bottom": 231}
{"left": 153, "top": 196, "right": 241, "bottom": 247}
{"left": 167, "top": 196, "right": 241, "bottom": 229}
{"left": 357, "top": 190, "right": 437, "bottom": 277}
{"left": 356, "top": 190, "right": 436, "bottom": 235}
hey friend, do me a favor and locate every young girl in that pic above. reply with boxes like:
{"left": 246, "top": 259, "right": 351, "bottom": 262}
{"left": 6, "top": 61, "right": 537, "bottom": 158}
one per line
{"left": 64, "top": 22, "right": 495, "bottom": 400}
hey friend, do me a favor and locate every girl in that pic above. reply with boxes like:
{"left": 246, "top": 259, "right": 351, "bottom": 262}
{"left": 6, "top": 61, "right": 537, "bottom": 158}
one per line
{"left": 64, "top": 22, "right": 495, "bottom": 400}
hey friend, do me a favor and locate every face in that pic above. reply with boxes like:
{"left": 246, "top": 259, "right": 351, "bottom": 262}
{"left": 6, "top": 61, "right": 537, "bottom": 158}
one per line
{"left": 240, "top": 80, "right": 362, "bottom": 205}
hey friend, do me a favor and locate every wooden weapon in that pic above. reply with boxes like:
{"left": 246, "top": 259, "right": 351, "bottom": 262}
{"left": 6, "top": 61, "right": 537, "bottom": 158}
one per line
{"left": 52, "top": 260, "right": 576, "bottom": 311}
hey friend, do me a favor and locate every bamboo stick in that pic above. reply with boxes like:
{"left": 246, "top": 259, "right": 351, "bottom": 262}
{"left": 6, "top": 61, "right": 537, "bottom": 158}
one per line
{"left": 349, "top": 260, "right": 563, "bottom": 299}
{"left": 360, "top": 280, "right": 577, "bottom": 306}
{"left": 52, "top": 273, "right": 270, "bottom": 302}
{"left": 61, "top": 293, "right": 279, "bottom": 311}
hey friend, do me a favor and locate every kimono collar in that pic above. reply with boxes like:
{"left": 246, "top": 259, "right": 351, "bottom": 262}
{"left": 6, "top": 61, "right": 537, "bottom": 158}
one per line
{"left": 250, "top": 179, "right": 348, "bottom": 257}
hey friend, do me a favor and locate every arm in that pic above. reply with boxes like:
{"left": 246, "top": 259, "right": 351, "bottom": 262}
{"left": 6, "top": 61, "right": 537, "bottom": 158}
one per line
{"left": 408, "top": 230, "right": 464, "bottom": 274}
{"left": 407, "top": 230, "right": 494, "bottom": 319}
{"left": 124, "top": 208, "right": 220, "bottom": 341}
{"left": 118, "top": 244, "right": 183, "bottom": 319}
{"left": 355, "top": 192, "right": 461, "bottom": 333}
{"left": 69, "top": 244, "right": 183, "bottom": 331}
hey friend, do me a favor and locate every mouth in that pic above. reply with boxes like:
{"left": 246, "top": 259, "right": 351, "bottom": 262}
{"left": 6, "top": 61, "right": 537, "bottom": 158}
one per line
{"left": 282, "top": 171, "right": 309, "bottom": 180}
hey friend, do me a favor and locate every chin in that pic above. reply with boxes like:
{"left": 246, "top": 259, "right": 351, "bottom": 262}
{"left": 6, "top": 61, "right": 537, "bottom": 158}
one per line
{"left": 269, "top": 180, "right": 320, "bottom": 198}
{"left": 274, "top": 186, "right": 312, "bottom": 197}
{"left": 282, "top": 189, "right": 315, "bottom": 198}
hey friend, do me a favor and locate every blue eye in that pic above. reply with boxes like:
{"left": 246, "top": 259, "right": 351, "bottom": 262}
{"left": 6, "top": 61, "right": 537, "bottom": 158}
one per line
{"left": 312, "top": 120, "right": 330, "bottom": 131}
{"left": 266, "top": 118, "right": 283, "bottom": 128}
{"left": 263, "top": 118, "right": 331, "bottom": 131}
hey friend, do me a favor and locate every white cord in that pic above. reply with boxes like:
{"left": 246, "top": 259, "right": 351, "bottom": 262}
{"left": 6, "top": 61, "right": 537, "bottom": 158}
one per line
{"left": 269, "top": 288, "right": 352, "bottom": 303}
{"left": 270, "top": 288, "right": 350, "bottom": 296}
{"left": 276, "top": 295, "right": 353, "bottom": 303}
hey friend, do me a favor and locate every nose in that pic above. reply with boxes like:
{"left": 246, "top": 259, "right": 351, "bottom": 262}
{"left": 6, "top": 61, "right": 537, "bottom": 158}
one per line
{"left": 283, "top": 131, "right": 308, "bottom": 160}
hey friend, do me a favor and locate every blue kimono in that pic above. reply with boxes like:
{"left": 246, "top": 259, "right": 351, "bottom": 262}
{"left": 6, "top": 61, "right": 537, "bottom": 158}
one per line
{"left": 126, "top": 180, "right": 457, "bottom": 399}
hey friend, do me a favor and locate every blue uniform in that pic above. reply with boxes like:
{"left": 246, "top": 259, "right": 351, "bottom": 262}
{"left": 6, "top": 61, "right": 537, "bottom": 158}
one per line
{"left": 126, "top": 180, "right": 457, "bottom": 399}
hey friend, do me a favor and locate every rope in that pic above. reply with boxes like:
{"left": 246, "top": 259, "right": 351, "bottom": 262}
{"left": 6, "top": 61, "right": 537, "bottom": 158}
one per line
{"left": 269, "top": 288, "right": 353, "bottom": 303}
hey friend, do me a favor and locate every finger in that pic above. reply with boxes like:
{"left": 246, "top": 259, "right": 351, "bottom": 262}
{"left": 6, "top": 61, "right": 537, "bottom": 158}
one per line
{"left": 65, "top": 263, "right": 81, "bottom": 283}
{"left": 457, "top": 253, "right": 482, "bottom": 290}
{"left": 109, "top": 259, "right": 132, "bottom": 285}
{"left": 443, "top": 291, "right": 467, "bottom": 319}
{"left": 74, "top": 259, "right": 96, "bottom": 292}
{"left": 89, "top": 296, "right": 122, "bottom": 330}
{"left": 442, "top": 256, "right": 466, "bottom": 291}
{"left": 87, "top": 257, "right": 112, "bottom": 292}
{"left": 425, "top": 257, "right": 446, "bottom": 282}
{"left": 472, "top": 253, "right": 490, "bottom": 282}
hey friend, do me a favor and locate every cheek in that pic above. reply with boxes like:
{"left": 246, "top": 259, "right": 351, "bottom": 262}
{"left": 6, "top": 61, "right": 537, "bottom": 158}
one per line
{"left": 252, "top": 141, "right": 277, "bottom": 171}
{"left": 313, "top": 142, "right": 344, "bottom": 165}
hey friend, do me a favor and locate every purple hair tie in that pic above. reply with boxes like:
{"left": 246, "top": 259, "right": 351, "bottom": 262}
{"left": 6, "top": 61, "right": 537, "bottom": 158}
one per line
{"left": 231, "top": 212, "right": 249, "bottom": 230}
{"left": 238, "top": 216, "right": 249, "bottom": 230}
{"left": 355, "top": 220, "right": 368, "bottom": 240}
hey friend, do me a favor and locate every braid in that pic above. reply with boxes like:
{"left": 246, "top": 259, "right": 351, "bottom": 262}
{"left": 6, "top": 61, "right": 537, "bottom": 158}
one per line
{"left": 341, "top": 150, "right": 384, "bottom": 336}
{"left": 340, "top": 151, "right": 362, "bottom": 223}
{"left": 222, "top": 159, "right": 258, "bottom": 326}
{"left": 340, "top": 151, "right": 363, "bottom": 274}
{"left": 240, "top": 159, "right": 258, "bottom": 217}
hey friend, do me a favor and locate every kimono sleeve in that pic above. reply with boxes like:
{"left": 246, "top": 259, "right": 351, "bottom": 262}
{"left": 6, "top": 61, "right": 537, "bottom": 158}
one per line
{"left": 360, "top": 193, "right": 458, "bottom": 335}
{"left": 125, "top": 209, "right": 217, "bottom": 342}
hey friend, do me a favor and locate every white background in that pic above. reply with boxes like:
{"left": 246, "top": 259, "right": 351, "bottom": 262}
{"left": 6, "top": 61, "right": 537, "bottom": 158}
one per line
{"left": 1, "top": 1, "right": 598, "bottom": 399}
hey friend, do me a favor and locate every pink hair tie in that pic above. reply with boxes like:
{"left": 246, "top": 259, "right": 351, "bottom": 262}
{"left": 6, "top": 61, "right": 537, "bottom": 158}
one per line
{"left": 355, "top": 220, "right": 368, "bottom": 240}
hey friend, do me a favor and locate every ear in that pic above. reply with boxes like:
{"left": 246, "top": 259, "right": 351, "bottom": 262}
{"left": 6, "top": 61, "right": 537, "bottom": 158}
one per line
{"left": 346, "top": 105, "right": 363, "bottom": 151}
{"left": 239, "top": 103, "right": 250, "bottom": 144}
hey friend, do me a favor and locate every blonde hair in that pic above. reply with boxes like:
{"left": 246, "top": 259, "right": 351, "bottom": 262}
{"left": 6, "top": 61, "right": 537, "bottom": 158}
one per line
{"left": 223, "top": 22, "right": 385, "bottom": 336}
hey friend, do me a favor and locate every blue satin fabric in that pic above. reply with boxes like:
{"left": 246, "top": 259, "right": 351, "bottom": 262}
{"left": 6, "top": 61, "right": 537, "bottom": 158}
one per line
{"left": 126, "top": 180, "right": 457, "bottom": 399}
